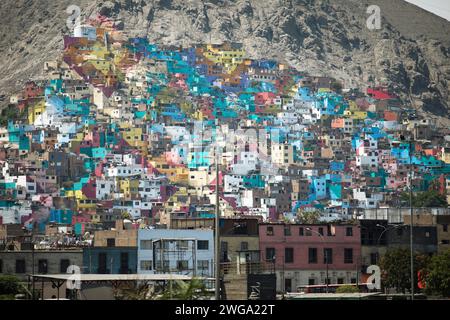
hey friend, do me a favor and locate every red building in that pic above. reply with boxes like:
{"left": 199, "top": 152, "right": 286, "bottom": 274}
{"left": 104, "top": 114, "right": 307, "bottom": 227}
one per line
{"left": 259, "top": 223, "right": 362, "bottom": 292}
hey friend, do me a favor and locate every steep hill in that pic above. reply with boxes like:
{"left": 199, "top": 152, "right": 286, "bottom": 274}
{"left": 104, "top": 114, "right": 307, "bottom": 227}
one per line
{"left": 0, "top": 0, "right": 449, "bottom": 123}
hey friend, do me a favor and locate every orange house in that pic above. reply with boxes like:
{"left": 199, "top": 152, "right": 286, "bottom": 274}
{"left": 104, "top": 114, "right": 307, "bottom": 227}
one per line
{"left": 384, "top": 111, "right": 398, "bottom": 121}
{"left": 331, "top": 118, "right": 345, "bottom": 129}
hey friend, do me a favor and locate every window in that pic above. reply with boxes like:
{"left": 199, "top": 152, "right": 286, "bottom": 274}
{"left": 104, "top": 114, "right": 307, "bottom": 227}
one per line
{"left": 308, "top": 248, "right": 317, "bottom": 264}
{"left": 284, "top": 225, "right": 291, "bottom": 236}
{"left": 0, "top": 259, "right": 2, "bottom": 273}
{"left": 318, "top": 228, "right": 324, "bottom": 236}
{"left": 197, "top": 240, "right": 209, "bottom": 250}
{"left": 240, "top": 242, "right": 248, "bottom": 251}
{"left": 443, "top": 224, "right": 448, "bottom": 232}
{"left": 285, "top": 248, "right": 294, "bottom": 263}
{"left": 140, "top": 240, "right": 152, "bottom": 250}
{"left": 306, "top": 228, "right": 312, "bottom": 236}
{"left": 140, "top": 260, "right": 152, "bottom": 271}
{"left": 327, "top": 225, "right": 333, "bottom": 236}
{"left": 15, "top": 260, "right": 26, "bottom": 273}
{"left": 299, "top": 227, "right": 304, "bottom": 236}
{"left": 324, "top": 248, "right": 333, "bottom": 264}
{"left": 120, "top": 253, "right": 129, "bottom": 274}
{"left": 337, "top": 278, "right": 344, "bottom": 284}
{"left": 370, "top": 253, "right": 378, "bottom": 265}
{"left": 107, "top": 238, "right": 115, "bottom": 247}
{"left": 197, "top": 260, "right": 209, "bottom": 272}
{"left": 344, "top": 248, "right": 354, "bottom": 264}
{"left": 177, "top": 240, "right": 189, "bottom": 250}
{"left": 308, "top": 278, "right": 315, "bottom": 285}
{"left": 177, "top": 260, "right": 189, "bottom": 271}
{"left": 60, "top": 259, "right": 70, "bottom": 273}
{"left": 267, "top": 226, "right": 274, "bottom": 236}
{"left": 266, "top": 248, "right": 276, "bottom": 261}
{"left": 346, "top": 227, "right": 353, "bottom": 236}
{"left": 38, "top": 259, "right": 48, "bottom": 274}
{"left": 442, "top": 240, "right": 450, "bottom": 244}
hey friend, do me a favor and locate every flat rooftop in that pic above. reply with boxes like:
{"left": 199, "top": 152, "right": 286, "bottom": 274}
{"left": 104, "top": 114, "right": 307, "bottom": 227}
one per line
{"left": 30, "top": 274, "right": 214, "bottom": 281}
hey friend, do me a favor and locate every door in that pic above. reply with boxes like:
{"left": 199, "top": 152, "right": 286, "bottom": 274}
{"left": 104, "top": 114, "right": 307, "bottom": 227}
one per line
{"left": 120, "top": 252, "right": 129, "bottom": 274}
{"left": 284, "top": 278, "right": 292, "bottom": 293}
{"left": 98, "top": 253, "right": 107, "bottom": 274}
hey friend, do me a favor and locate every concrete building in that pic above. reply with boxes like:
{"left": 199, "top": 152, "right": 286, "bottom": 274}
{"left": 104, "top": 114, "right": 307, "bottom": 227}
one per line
{"left": 220, "top": 217, "right": 260, "bottom": 265}
{"left": 82, "top": 246, "right": 137, "bottom": 274}
{"left": 0, "top": 249, "right": 83, "bottom": 280}
{"left": 137, "top": 228, "right": 214, "bottom": 277}
{"left": 403, "top": 214, "right": 448, "bottom": 253}
{"left": 259, "top": 223, "right": 361, "bottom": 292}
{"left": 93, "top": 220, "right": 137, "bottom": 247}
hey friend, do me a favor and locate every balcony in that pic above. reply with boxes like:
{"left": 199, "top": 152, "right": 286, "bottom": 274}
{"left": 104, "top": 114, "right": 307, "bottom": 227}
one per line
{"left": 220, "top": 261, "right": 275, "bottom": 276}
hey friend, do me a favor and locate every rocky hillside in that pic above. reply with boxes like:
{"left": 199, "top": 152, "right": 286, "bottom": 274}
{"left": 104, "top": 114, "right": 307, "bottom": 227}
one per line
{"left": 1, "top": 0, "right": 449, "bottom": 123}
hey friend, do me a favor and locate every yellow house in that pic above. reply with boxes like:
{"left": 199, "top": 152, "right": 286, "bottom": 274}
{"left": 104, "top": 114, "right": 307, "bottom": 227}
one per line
{"left": 120, "top": 125, "right": 147, "bottom": 151}
{"left": 442, "top": 147, "right": 450, "bottom": 164}
{"left": 344, "top": 101, "right": 367, "bottom": 120}
{"left": 77, "top": 198, "right": 97, "bottom": 210}
{"left": 166, "top": 167, "right": 189, "bottom": 184}
{"left": 167, "top": 187, "right": 190, "bottom": 212}
{"left": 119, "top": 178, "right": 131, "bottom": 199}
{"left": 89, "top": 43, "right": 109, "bottom": 60}
{"left": 27, "top": 100, "right": 46, "bottom": 125}
{"left": 129, "top": 179, "right": 140, "bottom": 198}
{"left": 86, "top": 59, "right": 113, "bottom": 75}
{"left": 193, "top": 110, "right": 206, "bottom": 121}
{"left": 148, "top": 155, "right": 189, "bottom": 184}
{"left": 65, "top": 189, "right": 84, "bottom": 200}
{"left": 203, "top": 44, "right": 245, "bottom": 74}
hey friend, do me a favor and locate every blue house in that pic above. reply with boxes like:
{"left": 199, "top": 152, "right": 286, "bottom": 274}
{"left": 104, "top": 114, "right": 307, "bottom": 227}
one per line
{"left": 82, "top": 247, "right": 138, "bottom": 274}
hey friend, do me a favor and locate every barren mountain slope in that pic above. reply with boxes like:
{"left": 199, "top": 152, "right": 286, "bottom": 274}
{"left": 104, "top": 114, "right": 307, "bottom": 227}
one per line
{"left": 0, "top": 0, "right": 449, "bottom": 123}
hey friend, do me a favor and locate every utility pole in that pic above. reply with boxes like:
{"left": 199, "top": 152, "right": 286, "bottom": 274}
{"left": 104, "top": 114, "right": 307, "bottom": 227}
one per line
{"left": 214, "top": 120, "right": 221, "bottom": 300}
{"left": 31, "top": 229, "right": 35, "bottom": 300}
{"left": 408, "top": 138, "right": 414, "bottom": 301}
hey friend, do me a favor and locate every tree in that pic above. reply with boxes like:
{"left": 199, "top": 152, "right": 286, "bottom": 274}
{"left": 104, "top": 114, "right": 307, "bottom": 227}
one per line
{"left": 380, "top": 248, "right": 430, "bottom": 294}
{"left": 0, "top": 275, "right": 22, "bottom": 300}
{"left": 121, "top": 212, "right": 132, "bottom": 220}
{"left": 336, "top": 285, "right": 359, "bottom": 293}
{"left": 297, "top": 210, "right": 321, "bottom": 224}
{"left": 400, "top": 190, "right": 447, "bottom": 208}
{"left": 159, "top": 278, "right": 210, "bottom": 300}
{"left": 423, "top": 249, "right": 450, "bottom": 297}
{"left": 331, "top": 81, "right": 343, "bottom": 93}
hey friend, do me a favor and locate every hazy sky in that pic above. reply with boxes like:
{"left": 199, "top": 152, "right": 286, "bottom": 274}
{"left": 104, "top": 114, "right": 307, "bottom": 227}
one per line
{"left": 405, "top": 0, "right": 450, "bottom": 21}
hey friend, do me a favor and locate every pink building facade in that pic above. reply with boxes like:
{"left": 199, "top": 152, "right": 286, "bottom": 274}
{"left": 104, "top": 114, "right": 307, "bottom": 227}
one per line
{"left": 259, "top": 223, "right": 362, "bottom": 292}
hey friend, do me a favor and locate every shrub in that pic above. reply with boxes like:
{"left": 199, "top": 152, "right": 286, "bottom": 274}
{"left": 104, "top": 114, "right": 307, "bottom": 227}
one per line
{"left": 336, "top": 285, "right": 359, "bottom": 293}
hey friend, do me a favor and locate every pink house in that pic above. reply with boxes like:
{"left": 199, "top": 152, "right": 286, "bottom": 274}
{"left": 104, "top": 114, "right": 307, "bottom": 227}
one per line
{"left": 259, "top": 223, "right": 361, "bottom": 292}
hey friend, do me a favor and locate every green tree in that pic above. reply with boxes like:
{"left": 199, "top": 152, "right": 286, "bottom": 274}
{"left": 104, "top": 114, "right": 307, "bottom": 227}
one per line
{"left": 121, "top": 212, "right": 132, "bottom": 220}
{"left": 331, "top": 81, "right": 343, "bottom": 93}
{"left": 400, "top": 190, "right": 447, "bottom": 208}
{"left": 380, "top": 248, "right": 430, "bottom": 294}
{"left": 336, "top": 285, "right": 359, "bottom": 293}
{"left": 423, "top": 249, "right": 450, "bottom": 297}
{"left": 0, "top": 275, "right": 22, "bottom": 300}
{"left": 159, "top": 278, "right": 210, "bottom": 300}
{"left": 297, "top": 210, "right": 321, "bottom": 224}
